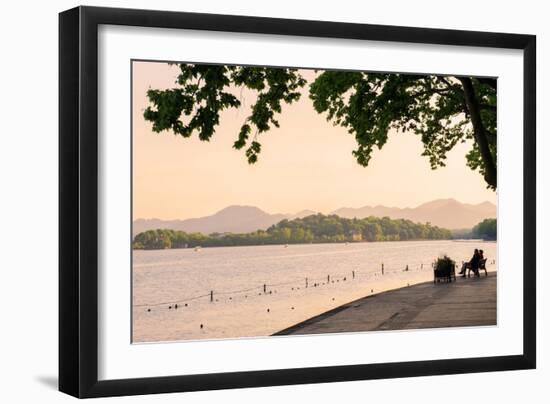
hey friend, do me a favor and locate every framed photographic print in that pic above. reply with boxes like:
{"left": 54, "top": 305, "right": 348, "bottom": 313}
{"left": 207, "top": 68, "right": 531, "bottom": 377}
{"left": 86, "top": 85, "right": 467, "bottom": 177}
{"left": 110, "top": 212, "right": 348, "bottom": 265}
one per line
{"left": 59, "top": 6, "right": 536, "bottom": 398}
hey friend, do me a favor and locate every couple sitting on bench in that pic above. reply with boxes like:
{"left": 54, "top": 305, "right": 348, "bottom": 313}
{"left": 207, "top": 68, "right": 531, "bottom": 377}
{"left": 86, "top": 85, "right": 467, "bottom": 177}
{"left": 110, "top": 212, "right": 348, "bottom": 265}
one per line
{"left": 458, "top": 248, "right": 487, "bottom": 278}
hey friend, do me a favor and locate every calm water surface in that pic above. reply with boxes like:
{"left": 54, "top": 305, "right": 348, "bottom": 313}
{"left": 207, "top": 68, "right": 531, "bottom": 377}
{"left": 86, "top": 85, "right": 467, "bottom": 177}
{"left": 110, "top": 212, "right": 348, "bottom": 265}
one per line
{"left": 133, "top": 240, "right": 497, "bottom": 342}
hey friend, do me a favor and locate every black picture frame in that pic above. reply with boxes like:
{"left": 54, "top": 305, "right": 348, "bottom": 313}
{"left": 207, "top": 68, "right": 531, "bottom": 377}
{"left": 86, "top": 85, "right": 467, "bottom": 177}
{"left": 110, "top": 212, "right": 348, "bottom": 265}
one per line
{"left": 59, "top": 5, "right": 536, "bottom": 398}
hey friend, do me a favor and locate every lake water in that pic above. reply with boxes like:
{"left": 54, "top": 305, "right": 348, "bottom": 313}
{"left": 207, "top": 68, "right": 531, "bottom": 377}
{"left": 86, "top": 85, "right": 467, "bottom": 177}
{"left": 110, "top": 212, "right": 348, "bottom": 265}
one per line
{"left": 132, "top": 240, "right": 497, "bottom": 343}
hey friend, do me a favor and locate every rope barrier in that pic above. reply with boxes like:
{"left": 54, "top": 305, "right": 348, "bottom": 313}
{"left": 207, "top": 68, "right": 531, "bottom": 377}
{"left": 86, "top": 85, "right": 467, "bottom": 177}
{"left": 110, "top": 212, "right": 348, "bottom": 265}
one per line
{"left": 135, "top": 260, "right": 494, "bottom": 311}
{"left": 133, "top": 263, "right": 450, "bottom": 311}
{"left": 134, "top": 292, "right": 211, "bottom": 308}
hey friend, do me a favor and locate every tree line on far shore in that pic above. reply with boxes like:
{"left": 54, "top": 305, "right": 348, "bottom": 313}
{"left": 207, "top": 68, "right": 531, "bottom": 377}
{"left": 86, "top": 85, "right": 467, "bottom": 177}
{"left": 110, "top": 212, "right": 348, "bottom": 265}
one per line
{"left": 472, "top": 218, "right": 497, "bottom": 240}
{"left": 132, "top": 214, "right": 453, "bottom": 250}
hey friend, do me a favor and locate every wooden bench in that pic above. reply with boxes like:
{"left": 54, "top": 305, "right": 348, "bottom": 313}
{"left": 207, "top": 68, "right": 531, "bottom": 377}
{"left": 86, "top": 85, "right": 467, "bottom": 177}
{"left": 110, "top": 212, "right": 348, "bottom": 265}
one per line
{"left": 468, "top": 258, "right": 488, "bottom": 277}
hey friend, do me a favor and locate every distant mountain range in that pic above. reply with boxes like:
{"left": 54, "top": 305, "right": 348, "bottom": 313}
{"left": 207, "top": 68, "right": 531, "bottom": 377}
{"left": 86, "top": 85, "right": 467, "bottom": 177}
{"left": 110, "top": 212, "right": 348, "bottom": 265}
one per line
{"left": 133, "top": 199, "right": 496, "bottom": 236}
{"left": 332, "top": 199, "right": 496, "bottom": 230}
{"left": 133, "top": 206, "right": 316, "bottom": 236}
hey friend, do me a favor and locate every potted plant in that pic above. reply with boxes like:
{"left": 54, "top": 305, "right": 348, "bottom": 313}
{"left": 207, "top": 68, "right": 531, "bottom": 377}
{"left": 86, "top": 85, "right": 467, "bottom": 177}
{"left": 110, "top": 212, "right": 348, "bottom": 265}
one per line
{"left": 433, "top": 255, "right": 456, "bottom": 283}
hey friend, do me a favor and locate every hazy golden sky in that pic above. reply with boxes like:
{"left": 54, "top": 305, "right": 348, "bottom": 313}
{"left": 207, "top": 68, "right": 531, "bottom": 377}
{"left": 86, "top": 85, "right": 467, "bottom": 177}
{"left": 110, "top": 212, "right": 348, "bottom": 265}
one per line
{"left": 132, "top": 61, "right": 496, "bottom": 220}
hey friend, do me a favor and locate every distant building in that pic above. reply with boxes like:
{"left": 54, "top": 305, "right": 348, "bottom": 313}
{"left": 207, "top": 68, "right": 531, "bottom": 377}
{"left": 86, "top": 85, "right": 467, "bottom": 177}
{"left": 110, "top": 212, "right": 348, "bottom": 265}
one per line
{"left": 351, "top": 231, "right": 363, "bottom": 242}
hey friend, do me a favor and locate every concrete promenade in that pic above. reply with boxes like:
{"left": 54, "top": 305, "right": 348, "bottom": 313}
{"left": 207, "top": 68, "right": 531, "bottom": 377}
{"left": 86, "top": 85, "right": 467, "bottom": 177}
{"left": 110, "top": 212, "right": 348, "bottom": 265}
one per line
{"left": 274, "top": 272, "right": 496, "bottom": 335}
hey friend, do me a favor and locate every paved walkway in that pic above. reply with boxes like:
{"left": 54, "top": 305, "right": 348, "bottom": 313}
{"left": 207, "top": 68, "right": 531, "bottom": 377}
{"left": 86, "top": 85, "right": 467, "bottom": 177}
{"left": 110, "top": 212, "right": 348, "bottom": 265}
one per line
{"left": 274, "top": 272, "right": 496, "bottom": 335}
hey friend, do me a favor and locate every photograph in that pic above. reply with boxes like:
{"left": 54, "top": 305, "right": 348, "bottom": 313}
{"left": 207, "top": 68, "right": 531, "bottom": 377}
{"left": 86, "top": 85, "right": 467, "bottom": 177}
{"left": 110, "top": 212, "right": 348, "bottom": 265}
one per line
{"left": 131, "top": 60, "right": 498, "bottom": 343}
{"left": 0, "top": 0, "right": 542, "bottom": 401}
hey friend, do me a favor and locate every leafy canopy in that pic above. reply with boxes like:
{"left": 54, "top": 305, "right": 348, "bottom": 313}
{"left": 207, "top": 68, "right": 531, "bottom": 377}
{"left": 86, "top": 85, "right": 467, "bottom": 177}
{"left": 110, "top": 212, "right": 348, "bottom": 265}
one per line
{"left": 144, "top": 63, "right": 497, "bottom": 188}
{"left": 144, "top": 64, "right": 305, "bottom": 164}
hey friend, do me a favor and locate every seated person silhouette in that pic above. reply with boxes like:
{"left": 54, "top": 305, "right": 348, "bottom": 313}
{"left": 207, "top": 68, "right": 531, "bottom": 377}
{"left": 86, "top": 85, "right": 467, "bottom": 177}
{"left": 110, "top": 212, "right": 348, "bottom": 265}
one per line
{"left": 459, "top": 249, "right": 480, "bottom": 277}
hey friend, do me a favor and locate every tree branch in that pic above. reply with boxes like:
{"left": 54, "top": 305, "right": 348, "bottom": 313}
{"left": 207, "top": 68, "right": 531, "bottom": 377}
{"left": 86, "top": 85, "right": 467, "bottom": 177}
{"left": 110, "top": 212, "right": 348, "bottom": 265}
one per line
{"left": 458, "top": 77, "right": 497, "bottom": 188}
{"left": 411, "top": 88, "right": 453, "bottom": 98}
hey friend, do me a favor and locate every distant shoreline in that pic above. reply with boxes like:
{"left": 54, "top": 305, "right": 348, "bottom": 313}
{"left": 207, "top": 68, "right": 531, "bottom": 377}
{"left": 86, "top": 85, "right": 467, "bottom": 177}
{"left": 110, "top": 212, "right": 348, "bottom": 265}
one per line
{"left": 132, "top": 214, "right": 456, "bottom": 250}
{"left": 133, "top": 238, "right": 495, "bottom": 251}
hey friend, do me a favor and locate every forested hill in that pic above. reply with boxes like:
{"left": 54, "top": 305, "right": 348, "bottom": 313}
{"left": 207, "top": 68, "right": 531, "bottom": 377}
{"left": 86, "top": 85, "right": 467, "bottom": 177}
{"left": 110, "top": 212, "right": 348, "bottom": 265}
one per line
{"left": 132, "top": 214, "right": 452, "bottom": 250}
